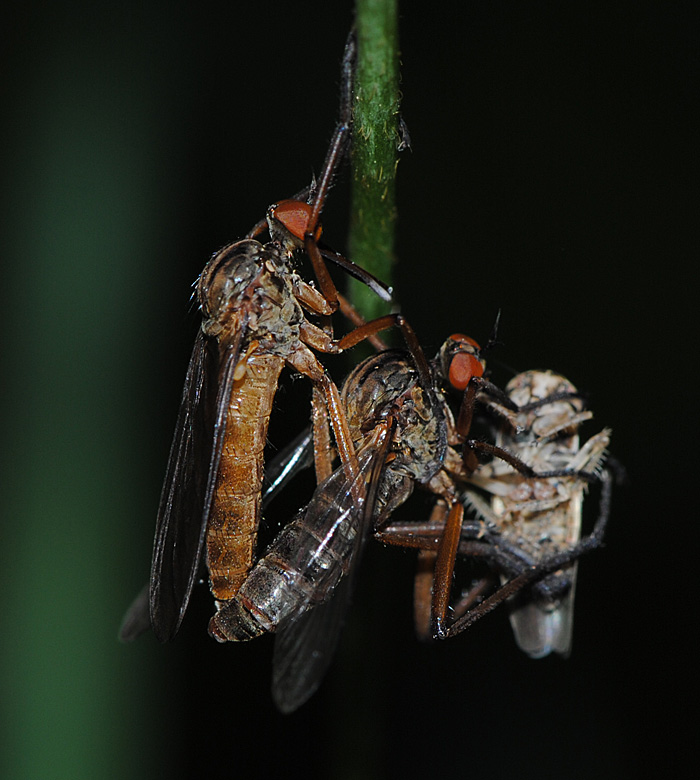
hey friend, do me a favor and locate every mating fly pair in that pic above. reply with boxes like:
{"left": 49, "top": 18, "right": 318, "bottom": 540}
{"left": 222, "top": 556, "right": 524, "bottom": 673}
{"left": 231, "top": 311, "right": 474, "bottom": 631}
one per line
{"left": 120, "top": 32, "right": 400, "bottom": 647}
{"left": 206, "top": 327, "right": 485, "bottom": 710}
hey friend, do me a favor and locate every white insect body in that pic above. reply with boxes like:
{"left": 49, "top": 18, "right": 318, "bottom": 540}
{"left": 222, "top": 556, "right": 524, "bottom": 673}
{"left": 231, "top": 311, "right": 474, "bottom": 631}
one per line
{"left": 468, "top": 370, "right": 610, "bottom": 658}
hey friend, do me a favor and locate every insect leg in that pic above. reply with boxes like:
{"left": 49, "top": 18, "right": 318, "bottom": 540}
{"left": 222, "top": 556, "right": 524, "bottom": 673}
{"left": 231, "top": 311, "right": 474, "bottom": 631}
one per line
{"left": 286, "top": 345, "right": 358, "bottom": 478}
{"left": 306, "top": 29, "right": 356, "bottom": 232}
{"left": 430, "top": 502, "right": 465, "bottom": 639}
{"left": 311, "top": 385, "right": 335, "bottom": 483}
{"left": 336, "top": 313, "right": 434, "bottom": 396}
{"left": 413, "top": 550, "right": 437, "bottom": 641}
{"left": 302, "top": 31, "right": 357, "bottom": 310}
{"left": 336, "top": 292, "right": 390, "bottom": 351}
{"left": 441, "top": 469, "right": 615, "bottom": 638}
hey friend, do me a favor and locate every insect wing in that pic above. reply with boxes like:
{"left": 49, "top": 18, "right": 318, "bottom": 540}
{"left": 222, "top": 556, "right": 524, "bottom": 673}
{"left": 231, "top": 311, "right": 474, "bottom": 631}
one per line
{"left": 118, "top": 584, "right": 150, "bottom": 642}
{"left": 503, "top": 477, "right": 582, "bottom": 659}
{"left": 271, "top": 428, "right": 392, "bottom": 713}
{"left": 149, "top": 328, "right": 244, "bottom": 641}
{"left": 148, "top": 332, "right": 212, "bottom": 640}
{"left": 502, "top": 429, "right": 610, "bottom": 658}
{"left": 508, "top": 580, "right": 577, "bottom": 659}
{"left": 262, "top": 426, "right": 314, "bottom": 510}
{"left": 272, "top": 573, "right": 355, "bottom": 713}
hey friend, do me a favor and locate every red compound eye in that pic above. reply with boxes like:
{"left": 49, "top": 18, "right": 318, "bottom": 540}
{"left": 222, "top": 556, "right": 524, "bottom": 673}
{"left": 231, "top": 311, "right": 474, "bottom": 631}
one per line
{"left": 272, "top": 200, "right": 322, "bottom": 241}
{"left": 449, "top": 333, "right": 481, "bottom": 349}
{"left": 449, "top": 352, "right": 484, "bottom": 391}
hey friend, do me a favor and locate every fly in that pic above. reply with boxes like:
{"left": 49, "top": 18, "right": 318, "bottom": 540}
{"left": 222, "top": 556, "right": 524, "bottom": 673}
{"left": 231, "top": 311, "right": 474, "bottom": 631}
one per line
{"left": 121, "top": 32, "right": 396, "bottom": 644}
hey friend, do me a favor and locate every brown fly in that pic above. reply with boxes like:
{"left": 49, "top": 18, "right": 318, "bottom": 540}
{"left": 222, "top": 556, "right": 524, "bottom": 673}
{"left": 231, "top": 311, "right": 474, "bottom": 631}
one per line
{"left": 120, "top": 32, "right": 399, "bottom": 644}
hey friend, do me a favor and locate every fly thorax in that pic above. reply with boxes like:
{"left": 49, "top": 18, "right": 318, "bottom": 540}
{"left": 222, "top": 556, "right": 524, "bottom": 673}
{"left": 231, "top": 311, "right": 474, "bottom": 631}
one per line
{"left": 248, "top": 287, "right": 304, "bottom": 357}
{"left": 198, "top": 239, "right": 272, "bottom": 331}
{"left": 391, "top": 387, "right": 448, "bottom": 485}
{"left": 340, "top": 350, "right": 448, "bottom": 482}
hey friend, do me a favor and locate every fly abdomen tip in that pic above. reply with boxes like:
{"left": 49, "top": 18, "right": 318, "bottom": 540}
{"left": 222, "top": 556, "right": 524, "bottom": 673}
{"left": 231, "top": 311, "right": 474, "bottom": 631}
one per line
{"left": 208, "top": 617, "right": 229, "bottom": 643}
{"left": 208, "top": 599, "right": 264, "bottom": 642}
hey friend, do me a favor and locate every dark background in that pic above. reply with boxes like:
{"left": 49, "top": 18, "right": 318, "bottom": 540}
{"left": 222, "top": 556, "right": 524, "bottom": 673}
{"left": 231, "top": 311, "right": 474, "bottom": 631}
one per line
{"left": 1, "top": 1, "right": 696, "bottom": 778}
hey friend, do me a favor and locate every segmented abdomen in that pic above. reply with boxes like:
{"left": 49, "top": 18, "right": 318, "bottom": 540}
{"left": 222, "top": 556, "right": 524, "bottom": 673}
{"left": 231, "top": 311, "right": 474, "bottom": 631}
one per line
{"left": 206, "top": 352, "right": 285, "bottom": 601}
{"left": 210, "top": 449, "right": 368, "bottom": 641}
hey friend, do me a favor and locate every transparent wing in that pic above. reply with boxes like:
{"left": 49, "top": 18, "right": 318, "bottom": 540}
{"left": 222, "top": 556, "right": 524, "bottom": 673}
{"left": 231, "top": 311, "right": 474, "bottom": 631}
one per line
{"left": 506, "top": 433, "right": 610, "bottom": 657}
{"left": 271, "top": 427, "right": 391, "bottom": 713}
{"left": 505, "top": 493, "right": 582, "bottom": 659}
{"left": 272, "top": 574, "right": 354, "bottom": 714}
{"left": 261, "top": 426, "right": 314, "bottom": 510}
{"left": 118, "top": 584, "right": 150, "bottom": 642}
{"left": 149, "top": 327, "right": 244, "bottom": 642}
{"left": 508, "top": 573, "right": 577, "bottom": 658}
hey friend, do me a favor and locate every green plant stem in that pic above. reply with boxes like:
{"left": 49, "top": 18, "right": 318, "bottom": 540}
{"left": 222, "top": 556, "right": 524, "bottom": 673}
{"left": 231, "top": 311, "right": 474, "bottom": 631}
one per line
{"left": 348, "top": 0, "right": 401, "bottom": 323}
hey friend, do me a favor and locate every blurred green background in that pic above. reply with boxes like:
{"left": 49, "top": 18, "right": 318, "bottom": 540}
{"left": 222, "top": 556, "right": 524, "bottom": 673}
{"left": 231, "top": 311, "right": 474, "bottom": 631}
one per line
{"left": 1, "top": 1, "right": 695, "bottom": 778}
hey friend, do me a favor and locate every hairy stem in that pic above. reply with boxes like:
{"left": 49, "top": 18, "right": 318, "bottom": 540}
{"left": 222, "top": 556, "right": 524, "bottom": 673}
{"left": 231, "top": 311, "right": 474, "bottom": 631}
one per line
{"left": 348, "top": 0, "right": 401, "bottom": 323}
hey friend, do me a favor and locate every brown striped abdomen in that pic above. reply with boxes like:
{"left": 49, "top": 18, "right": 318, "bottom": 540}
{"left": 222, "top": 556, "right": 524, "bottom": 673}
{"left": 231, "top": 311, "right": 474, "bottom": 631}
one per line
{"left": 206, "top": 351, "right": 285, "bottom": 601}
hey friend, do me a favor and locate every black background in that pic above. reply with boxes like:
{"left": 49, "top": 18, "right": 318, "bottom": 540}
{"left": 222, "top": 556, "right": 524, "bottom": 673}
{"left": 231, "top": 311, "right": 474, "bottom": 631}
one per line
{"left": 2, "top": 2, "right": 696, "bottom": 778}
